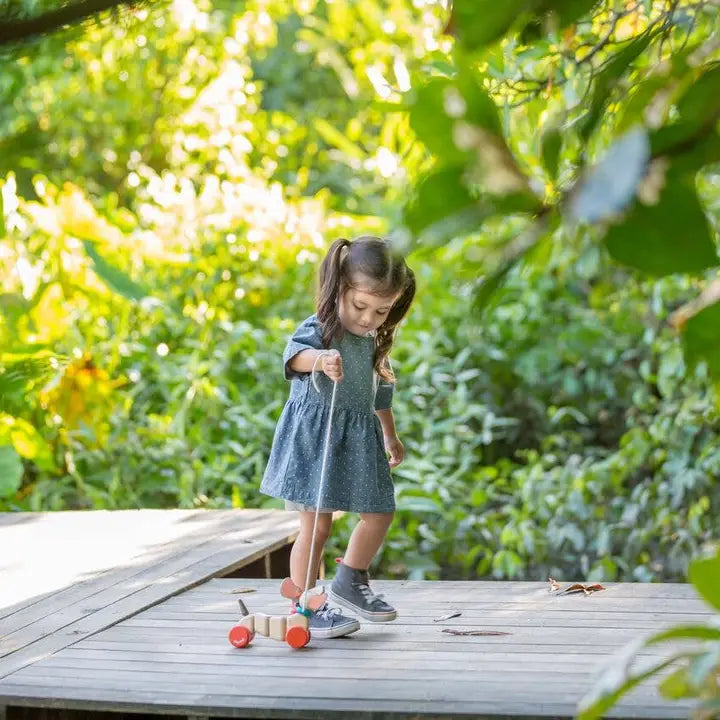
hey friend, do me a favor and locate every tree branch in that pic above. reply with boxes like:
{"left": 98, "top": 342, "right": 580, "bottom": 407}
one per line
{"left": 0, "top": 0, "right": 147, "bottom": 47}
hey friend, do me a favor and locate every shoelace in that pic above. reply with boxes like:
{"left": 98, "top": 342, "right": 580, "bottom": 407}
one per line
{"left": 314, "top": 603, "right": 343, "bottom": 621}
{"left": 355, "top": 582, "right": 387, "bottom": 607}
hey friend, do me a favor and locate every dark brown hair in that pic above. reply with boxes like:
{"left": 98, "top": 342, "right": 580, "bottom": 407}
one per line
{"left": 316, "top": 236, "right": 415, "bottom": 382}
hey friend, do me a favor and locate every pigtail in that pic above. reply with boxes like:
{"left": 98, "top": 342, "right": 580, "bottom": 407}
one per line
{"left": 374, "top": 264, "right": 415, "bottom": 382}
{"left": 317, "top": 238, "right": 351, "bottom": 348}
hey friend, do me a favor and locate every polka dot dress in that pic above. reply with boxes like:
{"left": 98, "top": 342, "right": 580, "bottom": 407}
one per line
{"left": 260, "top": 315, "right": 395, "bottom": 513}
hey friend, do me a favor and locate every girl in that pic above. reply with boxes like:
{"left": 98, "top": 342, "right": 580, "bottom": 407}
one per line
{"left": 260, "top": 236, "right": 416, "bottom": 639}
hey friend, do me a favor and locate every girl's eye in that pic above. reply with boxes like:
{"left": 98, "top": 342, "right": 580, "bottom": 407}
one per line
{"left": 353, "top": 304, "right": 365, "bottom": 311}
{"left": 376, "top": 310, "right": 389, "bottom": 316}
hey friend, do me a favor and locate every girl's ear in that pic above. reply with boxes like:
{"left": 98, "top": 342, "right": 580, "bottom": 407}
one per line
{"left": 279, "top": 577, "right": 301, "bottom": 600}
{"left": 307, "top": 592, "right": 328, "bottom": 611}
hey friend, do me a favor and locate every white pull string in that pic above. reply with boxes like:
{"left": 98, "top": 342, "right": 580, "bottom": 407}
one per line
{"left": 301, "top": 350, "right": 339, "bottom": 613}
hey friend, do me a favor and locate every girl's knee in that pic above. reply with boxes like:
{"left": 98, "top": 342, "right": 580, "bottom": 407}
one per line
{"left": 298, "top": 512, "right": 333, "bottom": 542}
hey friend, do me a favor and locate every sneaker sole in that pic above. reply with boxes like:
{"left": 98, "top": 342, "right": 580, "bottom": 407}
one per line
{"left": 309, "top": 618, "right": 361, "bottom": 639}
{"left": 327, "top": 589, "right": 398, "bottom": 622}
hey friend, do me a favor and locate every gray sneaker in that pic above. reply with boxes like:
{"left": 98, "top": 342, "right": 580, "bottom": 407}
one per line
{"left": 301, "top": 602, "right": 360, "bottom": 639}
{"left": 328, "top": 562, "right": 397, "bottom": 622}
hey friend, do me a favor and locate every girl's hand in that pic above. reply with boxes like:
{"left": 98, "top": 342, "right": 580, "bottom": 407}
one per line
{"left": 384, "top": 435, "right": 404, "bottom": 467}
{"left": 321, "top": 351, "right": 343, "bottom": 382}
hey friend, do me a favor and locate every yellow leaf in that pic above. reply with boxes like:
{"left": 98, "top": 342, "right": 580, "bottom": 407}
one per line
{"left": 58, "top": 184, "right": 124, "bottom": 245}
{"left": 30, "top": 283, "right": 70, "bottom": 343}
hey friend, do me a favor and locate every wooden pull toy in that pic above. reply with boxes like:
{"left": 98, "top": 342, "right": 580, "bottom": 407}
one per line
{"left": 228, "top": 578, "right": 326, "bottom": 649}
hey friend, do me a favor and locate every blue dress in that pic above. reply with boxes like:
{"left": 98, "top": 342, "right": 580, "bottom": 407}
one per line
{"left": 260, "top": 315, "right": 395, "bottom": 513}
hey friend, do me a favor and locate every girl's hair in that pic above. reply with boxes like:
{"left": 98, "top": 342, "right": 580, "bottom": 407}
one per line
{"left": 316, "top": 236, "right": 416, "bottom": 382}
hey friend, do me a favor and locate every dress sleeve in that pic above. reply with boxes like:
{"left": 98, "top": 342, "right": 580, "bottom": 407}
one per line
{"left": 283, "top": 316, "right": 325, "bottom": 380}
{"left": 374, "top": 375, "right": 395, "bottom": 410}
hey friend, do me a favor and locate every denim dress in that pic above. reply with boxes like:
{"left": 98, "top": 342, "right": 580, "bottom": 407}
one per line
{"left": 260, "top": 315, "right": 395, "bottom": 513}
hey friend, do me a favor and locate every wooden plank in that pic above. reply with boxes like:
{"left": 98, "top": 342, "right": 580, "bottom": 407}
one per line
{"left": 50, "top": 645, "right": 685, "bottom": 665}
{"left": 69, "top": 636, "right": 680, "bottom": 657}
{"left": 0, "top": 510, "right": 298, "bottom": 679}
{"left": 1, "top": 577, "right": 712, "bottom": 719}
{"left": 0, "top": 677, "right": 693, "bottom": 718}
{"left": 196, "top": 578, "right": 715, "bottom": 613}
{"left": 67, "top": 623, "right": 700, "bottom": 658}
{"left": 1, "top": 511, "right": 295, "bottom": 624}
{"left": 198, "top": 578, "right": 698, "bottom": 602}
{"left": 0, "top": 685, "right": 693, "bottom": 720}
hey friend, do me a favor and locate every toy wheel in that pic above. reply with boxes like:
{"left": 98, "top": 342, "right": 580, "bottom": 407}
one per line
{"left": 228, "top": 625, "right": 253, "bottom": 648}
{"left": 286, "top": 626, "right": 310, "bottom": 649}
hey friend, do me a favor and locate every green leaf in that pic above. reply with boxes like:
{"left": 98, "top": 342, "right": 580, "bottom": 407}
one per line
{"left": 580, "top": 27, "right": 659, "bottom": 142}
{"left": 473, "top": 254, "right": 520, "bottom": 315}
{"left": 0, "top": 292, "right": 30, "bottom": 329}
{"left": 578, "top": 654, "right": 691, "bottom": 720}
{"left": 651, "top": 65, "right": 720, "bottom": 160}
{"left": 313, "top": 118, "right": 365, "bottom": 160}
{"left": 658, "top": 667, "right": 693, "bottom": 700}
{"left": 617, "top": 74, "right": 673, "bottom": 133}
{"left": 399, "top": 496, "right": 442, "bottom": 513}
{"left": 404, "top": 165, "right": 475, "bottom": 236}
{"left": 682, "top": 301, "right": 720, "bottom": 381}
{"left": 567, "top": 128, "right": 650, "bottom": 223}
{"left": 646, "top": 624, "right": 720, "bottom": 644}
{"left": 549, "top": 0, "right": 599, "bottom": 28}
{"left": 604, "top": 178, "right": 717, "bottom": 276}
{"left": 540, "top": 126, "right": 562, "bottom": 181}
{"left": 409, "top": 71, "right": 504, "bottom": 164}
{"left": 688, "top": 551, "right": 720, "bottom": 611}
{"left": 661, "top": 130, "right": 720, "bottom": 175}
{"left": 451, "top": 0, "right": 533, "bottom": 52}
{"left": 4, "top": 416, "right": 55, "bottom": 471}
{"left": 0, "top": 445, "right": 23, "bottom": 498}
{"left": 83, "top": 241, "right": 148, "bottom": 301}
{"left": 409, "top": 77, "right": 468, "bottom": 164}
{"left": 671, "top": 64, "right": 720, "bottom": 142}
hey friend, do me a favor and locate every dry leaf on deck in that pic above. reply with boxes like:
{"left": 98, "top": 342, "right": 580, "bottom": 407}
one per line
{"left": 433, "top": 611, "right": 462, "bottom": 622}
{"left": 442, "top": 629, "right": 511, "bottom": 636}
{"left": 230, "top": 588, "right": 257, "bottom": 594}
{"left": 550, "top": 581, "right": 606, "bottom": 595}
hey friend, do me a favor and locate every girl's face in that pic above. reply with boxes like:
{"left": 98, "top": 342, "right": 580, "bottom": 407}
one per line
{"left": 338, "top": 280, "right": 400, "bottom": 337}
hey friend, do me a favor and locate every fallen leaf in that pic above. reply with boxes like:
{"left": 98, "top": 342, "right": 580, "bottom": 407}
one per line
{"left": 230, "top": 588, "right": 257, "bottom": 594}
{"left": 434, "top": 611, "right": 462, "bottom": 622}
{"left": 550, "top": 581, "right": 606, "bottom": 595}
{"left": 442, "top": 629, "right": 511, "bottom": 636}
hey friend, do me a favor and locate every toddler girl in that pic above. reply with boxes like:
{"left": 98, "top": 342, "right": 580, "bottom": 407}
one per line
{"left": 260, "top": 236, "right": 415, "bottom": 638}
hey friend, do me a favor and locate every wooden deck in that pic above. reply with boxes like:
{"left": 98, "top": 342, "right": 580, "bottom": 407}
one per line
{"left": 2, "top": 567, "right": 715, "bottom": 718}
{"left": 0, "top": 510, "right": 299, "bottom": 681}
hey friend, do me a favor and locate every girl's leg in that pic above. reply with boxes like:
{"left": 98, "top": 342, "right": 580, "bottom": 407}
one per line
{"left": 342, "top": 512, "right": 394, "bottom": 570}
{"left": 289, "top": 510, "right": 361, "bottom": 638}
{"left": 289, "top": 510, "right": 333, "bottom": 590}
{"left": 329, "top": 512, "right": 396, "bottom": 622}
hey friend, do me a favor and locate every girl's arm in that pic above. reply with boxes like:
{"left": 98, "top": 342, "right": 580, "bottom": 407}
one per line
{"left": 376, "top": 408, "right": 404, "bottom": 467}
{"left": 288, "top": 349, "right": 343, "bottom": 381}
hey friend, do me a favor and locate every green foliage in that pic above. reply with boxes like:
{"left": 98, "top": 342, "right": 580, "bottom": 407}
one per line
{"left": 0, "top": 445, "right": 23, "bottom": 498}
{"left": 409, "top": 0, "right": 720, "bottom": 381}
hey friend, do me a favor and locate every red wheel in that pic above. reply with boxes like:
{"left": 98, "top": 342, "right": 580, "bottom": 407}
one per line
{"left": 286, "top": 626, "right": 310, "bottom": 649}
{"left": 228, "top": 625, "right": 253, "bottom": 648}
